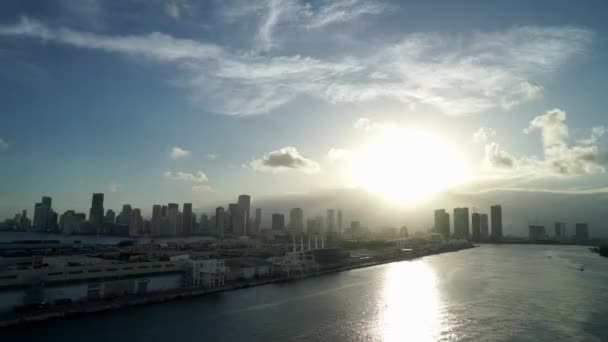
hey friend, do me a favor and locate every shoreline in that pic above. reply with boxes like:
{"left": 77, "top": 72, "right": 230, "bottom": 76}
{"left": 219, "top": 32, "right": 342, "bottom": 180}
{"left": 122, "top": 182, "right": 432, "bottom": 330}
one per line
{"left": 0, "top": 244, "right": 474, "bottom": 329}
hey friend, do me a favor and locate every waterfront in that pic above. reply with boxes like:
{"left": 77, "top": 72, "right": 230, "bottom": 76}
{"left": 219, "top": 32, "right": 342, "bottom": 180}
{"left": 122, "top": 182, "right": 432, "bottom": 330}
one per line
{"left": 4, "top": 244, "right": 607, "bottom": 341}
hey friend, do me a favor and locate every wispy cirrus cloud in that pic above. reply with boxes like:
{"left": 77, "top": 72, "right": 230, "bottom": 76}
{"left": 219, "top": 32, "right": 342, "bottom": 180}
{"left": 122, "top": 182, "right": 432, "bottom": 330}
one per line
{"left": 169, "top": 146, "right": 191, "bottom": 159}
{"left": 0, "top": 17, "right": 593, "bottom": 116}
{"left": 0, "top": 138, "right": 8, "bottom": 150}
{"left": 248, "top": 146, "right": 320, "bottom": 173}
{"left": 164, "top": 170, "right": 209, "bottom": 182}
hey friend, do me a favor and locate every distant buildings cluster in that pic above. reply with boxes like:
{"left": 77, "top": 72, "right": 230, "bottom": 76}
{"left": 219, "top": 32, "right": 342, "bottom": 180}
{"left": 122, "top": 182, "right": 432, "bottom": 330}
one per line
{"left": 528, "top": 222, "right": 590, "bottom": 243}
{"left": 2, "top": 194, "right": 356, "bottom": 239}
{"left": 433, "top": 205, "right": 503, "bottom": 242}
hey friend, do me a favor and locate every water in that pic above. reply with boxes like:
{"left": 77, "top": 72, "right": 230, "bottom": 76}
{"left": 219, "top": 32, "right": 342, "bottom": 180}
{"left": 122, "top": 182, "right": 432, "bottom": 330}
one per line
{"left": 4, "top": 245, "right": 608, "bottom": 341}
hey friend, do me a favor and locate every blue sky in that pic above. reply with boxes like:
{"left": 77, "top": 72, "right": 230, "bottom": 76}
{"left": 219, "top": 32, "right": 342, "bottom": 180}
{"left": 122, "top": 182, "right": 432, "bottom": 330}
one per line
{"left": 1, "top": 0, "right": 608, "bottom": 232}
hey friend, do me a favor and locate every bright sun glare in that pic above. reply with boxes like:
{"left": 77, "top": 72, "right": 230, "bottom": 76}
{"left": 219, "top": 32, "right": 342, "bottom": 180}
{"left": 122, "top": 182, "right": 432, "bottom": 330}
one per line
{"left": 352, "top": 126, "right": 470, "bottom": 204}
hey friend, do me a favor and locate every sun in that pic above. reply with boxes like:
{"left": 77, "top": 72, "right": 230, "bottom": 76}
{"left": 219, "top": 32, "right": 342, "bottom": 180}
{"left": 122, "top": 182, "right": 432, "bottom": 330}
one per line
{"left": 351, "top": 125, "right": 470, "bottom": 204}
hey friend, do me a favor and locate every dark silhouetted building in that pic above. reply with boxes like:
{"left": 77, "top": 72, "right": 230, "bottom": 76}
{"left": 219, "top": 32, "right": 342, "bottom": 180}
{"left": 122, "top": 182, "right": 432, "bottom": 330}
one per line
{"left": 289, "top": 208, "right": 304, "bottom": 234}
{"left": 33, "top": 196, "right": 53, "bottom": 231}
{"left": 480, "top": 214, "right": 489, "bottom": 240}
{"left": 215, "top": 206, "right": 225, "bottom": 236}
{"left": 104, "top": 209, "right": 116, "bottom": 224}
{"left": 182, "top": 203, "right": 193, "bottom": 236}
{"left": 434, "top": 209, "right": 450, "bottom": 240}
{"left": 453, "top": 208, "right": 469, "bottom": 239}
{"left": 116, "top": 204, "right": 132, "bottom": 226}
{"left": 490, "top": 205, "right": 503, "bottom": 241}
{"left": 255, "top": 208, "right": 261, "bottom": 232}
{"left": 471, "top": 212, "right": 481, "bottom": 242}
{"left": 272, "top": 213, "right": 285, "bottom": 231}
{"left": 151, "top": 205, "right": 162, "bottom": 236}
{"left": 88, "top": 193, "right": 104, "bottom": 226}
{"left": 337, "top": 209, "right": 343, "bottom": 236}
{"left": 238, "top": 195, "right": 251, "bottom": 236}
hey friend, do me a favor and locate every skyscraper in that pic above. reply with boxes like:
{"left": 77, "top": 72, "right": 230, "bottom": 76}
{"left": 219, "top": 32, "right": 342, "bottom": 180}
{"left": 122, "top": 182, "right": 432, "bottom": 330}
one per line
{"left": 151, "top": 204, "right": 162, "bottom": 236}
{"left": 167, "top": 204, "right": 179, "bottom": 236}
{"left": 228, "top": 203, "right": 238, "bottom": 235}
{"left": 490, "top": 205, "right": 503, "bottom": 241}
{"left": 434, "top": 209, "right": 450, "bottom": 239}
{"left": 238, "top": 195, "right": 251, "bottom": 236}
{"left": 255, "top": 208, "right": 261, "bottom": 232}
{"left": 215, "top": 206, "right": 225, "bottom": 236}
{"left": 480, "top": 214, "right": 489, "bottom": 240}
{"left": 88, "top": 193, "right": 104, "bottom": 226}
{"left": 129, "top": 208, "right": 143, "bottom": 236}
{"left": 116, "top": 204, "right": 132, "bottom": 226}
{"left": 104, "top": 209, "right": 116, "bottom": 224}
{"left": 182, "top": 203, "right": 193, "bottom": 236}
{"left": 33, "top": 196, "right": 53, "bottom": 231}
{"left": 272, "top": 213, "right": 285, "bottom": 231}
{"left": 289, "top": 208, "right": 304, "bottom": 233}
{"left": 453, "top": 208, "right": 469, "bottom": 239}
{"left": 326, "top": 209, "right": 335, "bottom": 234}
{"left": 471, "top": 212, "right": 481, "bottom": 242}
{"left": 337, "top": 209, "right": 343, "bottom": 236}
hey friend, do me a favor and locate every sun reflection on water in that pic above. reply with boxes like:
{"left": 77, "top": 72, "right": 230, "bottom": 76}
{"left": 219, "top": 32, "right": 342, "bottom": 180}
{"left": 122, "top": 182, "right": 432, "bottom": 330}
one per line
{"left": 377, "top": 261, "right": 442, "bottom": 342}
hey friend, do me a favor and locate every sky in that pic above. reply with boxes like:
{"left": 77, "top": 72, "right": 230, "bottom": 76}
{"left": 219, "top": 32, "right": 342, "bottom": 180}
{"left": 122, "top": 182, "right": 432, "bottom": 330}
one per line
{"left": 1, "top": 0, "right": 608, "bottom": 235}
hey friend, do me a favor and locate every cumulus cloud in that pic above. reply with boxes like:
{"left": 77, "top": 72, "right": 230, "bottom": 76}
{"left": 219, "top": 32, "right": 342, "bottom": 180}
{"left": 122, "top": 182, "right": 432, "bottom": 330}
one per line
{"left": 483, "top": 142, "right": 516, "bottom": 169}
{"left": 249, "top": 146, "right": 320, "bottom": 173}
{"left": 170, "top": 146, "right": 191, "bottom": 159}
{"left": 0, "top": 138, "right": 8, "bottom": 150}
{"left": 578, "top": 126, "right": 606, "bottom": 145}
{"left": 0, "top": 17, "right": 593, "bottom": 116}
{"left": 192, "top": 184, "right": 212, "bottom": 192}
{"left": 473, "top": 127, "right": 497, "bottom": 143}
{"left": 164, "top": 170, "right": 209, "bottom": 182}
{"left": 483, "top": 109, "right": 608, "bottom": 177}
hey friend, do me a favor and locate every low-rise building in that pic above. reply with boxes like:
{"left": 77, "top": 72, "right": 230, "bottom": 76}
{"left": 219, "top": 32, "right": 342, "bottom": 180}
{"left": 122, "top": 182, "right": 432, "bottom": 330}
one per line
{"left": 225, "top": 258, "right": 273, "bottom": 281}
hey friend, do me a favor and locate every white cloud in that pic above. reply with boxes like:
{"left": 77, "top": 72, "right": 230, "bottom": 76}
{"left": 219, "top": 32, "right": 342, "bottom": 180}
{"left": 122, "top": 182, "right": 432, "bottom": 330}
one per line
{"left": 473, "top": 127, "right": 497, "bottom": 143}
{"left": 483, "top": 109, "right": 608, "bottom": 178}
{"left": 249, "top": 146, "right": 320, "bottom": 173}
{"left": 163, "top": 0, "right": 182, "bottom": 20}
{"left": 221, "top": 0, "right": 385, "bottom": 51}
{"left": 164, "top": 170, "right": 208, "bottom": 182}
{"left": 0, "top": 138, "right": 8, "bottom": 150}
{"left": 192, "top": 184, "right": 212, "bottom": 192}
{"left": 0, "top": 18, "right": 593, "bottom": 116}
{"left": 170, "top": 146, "right": 191, "bottom": 159}
{"left": 205, "top": 153, "right": 219, "bottom": 160}
{"left": 578, "top": 126, "right": 606, "bottom": 145}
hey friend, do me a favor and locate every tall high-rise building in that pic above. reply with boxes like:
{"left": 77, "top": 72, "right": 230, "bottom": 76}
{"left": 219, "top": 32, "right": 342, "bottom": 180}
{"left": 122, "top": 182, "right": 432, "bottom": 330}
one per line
{"left": 289, "top": 208, "right": 304, "bottom": 233}
{"left": 326, "top": 209, "right": 335, "bottom": 234}
{"left": 337, "top": 209, "right": 343, "bottom": 236}
{"left": 453, "top": 208, "right": 469, "bottom": 239}
{"left": 575, "top": 223, "right": 589, "bottom": 240}
{"left": 151, "top": 205, "right": 162, "bottom": 236}
{"left": 167, "top": 204, "right": 179, "bottom": 236}
{"left": 182, "top": 203, "right": 193, "bottom": 236}
{"left": 129, "top": 208, "right": 143, "bottom": 236}
{"left": 215, "top": 207, "right": 225, "bottom": 236}
{"left": 33, "top": 196, "right": 53, "bottom": 231}
{"left": 59, "top": 210, "right": 86, "bottom": 234}
{"left": 490, "top": 205, "right": 503, "bottom": 241}
{"left": 88, "top": 193, "right": 104, "bottom": 226}
{"left": 104, "top": 209, "right": 116, "bottom": 224}
{"left": 529, "top": 225, "right": 546, "bottom": 241}
{"left": 554, "top": 222, "right": 566, "bottom": 241}
{"left": 480, "top": 214, "right": 489, "bottom": 240}
{"left": 237, "top": 195, "right": 251, "bottom": 236}
{"left": 471, "top": 212, "right": 481, "bottom": 242}
{"left": 228, "top": 203, "right": 238, "bottom": 235}
{"left": 116, "top": 204, "right": 132, "bottom": 226}
{"left": 434, "top": 209, "right": 450, "bottom": 239}
{"left": 255, "top": 208, "right": 261, "bottom": 232}
{"left": 272, "top": 213, "right": 285, "bottom": 231}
